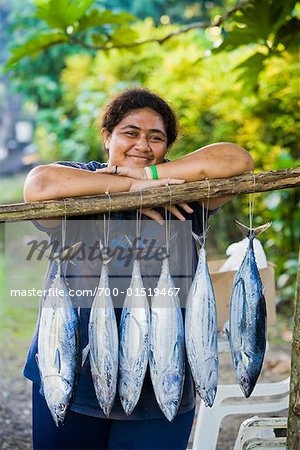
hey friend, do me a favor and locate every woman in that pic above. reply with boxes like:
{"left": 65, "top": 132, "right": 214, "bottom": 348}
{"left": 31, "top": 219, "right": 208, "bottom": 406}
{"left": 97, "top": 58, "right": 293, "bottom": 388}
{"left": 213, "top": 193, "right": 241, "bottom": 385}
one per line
{"left": 24, "top": 88, "right": 253, "bottom": 450}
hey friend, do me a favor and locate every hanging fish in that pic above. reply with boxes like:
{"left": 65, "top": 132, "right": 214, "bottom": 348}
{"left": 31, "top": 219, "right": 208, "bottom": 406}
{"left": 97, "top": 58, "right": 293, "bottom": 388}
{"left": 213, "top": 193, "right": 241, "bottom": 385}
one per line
{"left": 118, "top": 239, "right": 150, "bottom": 415}
{"left": 228, "top": 220, "right": 271, "bottom": 398}
{"left": 36, "top": 242, "right": 81, "bottom": 426}
{"left": 149, "top": 249, "right": 185, "bottom": 422}
{"left": 185, "top": 231, "right": 219, "bottom": 407}
{"left": 88, "top": 242, "right": 118, "bottom": 417}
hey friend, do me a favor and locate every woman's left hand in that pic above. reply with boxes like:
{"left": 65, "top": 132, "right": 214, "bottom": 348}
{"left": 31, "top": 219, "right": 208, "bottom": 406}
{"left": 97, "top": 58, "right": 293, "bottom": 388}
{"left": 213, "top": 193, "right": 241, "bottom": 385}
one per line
{"left": 96, "top": 166, "right": 146, "bottom": 179}
{"left": 142, "top": 203, "right": 194, "bottom": 224}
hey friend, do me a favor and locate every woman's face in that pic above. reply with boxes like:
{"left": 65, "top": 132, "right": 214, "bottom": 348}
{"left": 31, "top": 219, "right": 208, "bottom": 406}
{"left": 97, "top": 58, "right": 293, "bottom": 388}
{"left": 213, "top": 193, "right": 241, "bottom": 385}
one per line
{"left": 103, "top": 108, "right": 168, "bottom": 168}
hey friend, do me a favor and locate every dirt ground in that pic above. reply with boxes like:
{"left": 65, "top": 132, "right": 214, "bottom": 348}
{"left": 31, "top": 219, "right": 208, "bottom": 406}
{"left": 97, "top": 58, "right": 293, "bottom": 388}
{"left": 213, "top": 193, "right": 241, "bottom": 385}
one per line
{"left": 0, "top": 340, "right": 290, "bottom": 450}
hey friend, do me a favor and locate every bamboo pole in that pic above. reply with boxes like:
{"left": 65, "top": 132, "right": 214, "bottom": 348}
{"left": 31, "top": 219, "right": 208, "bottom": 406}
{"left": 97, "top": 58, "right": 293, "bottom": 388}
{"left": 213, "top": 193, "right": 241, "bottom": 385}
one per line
{"left": 287, "top": 247, "right": 300, "bottom": 450}
{"left": 0, "top": 167, "right": 299, "bottom": 222}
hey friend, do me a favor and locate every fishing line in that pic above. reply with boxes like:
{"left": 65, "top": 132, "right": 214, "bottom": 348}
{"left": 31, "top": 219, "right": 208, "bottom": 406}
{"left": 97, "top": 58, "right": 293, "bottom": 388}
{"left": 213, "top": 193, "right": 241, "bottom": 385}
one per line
{"left": 204, "top": 178, "right": 211, "bottom": 247}
{"left": 249, "top": 171, "right": 256, "bottom": 232}
{"left": 62, "top": 199, "right": 67, "bottom": 249}
{"left": 200, "top": 178, "right": 211, "bottom": 248}
{"left": 62, "top": 199, "right": 68, "bottom": 281}
{"left": 103, "top": 188, "right": 112, "bottom": 249}
{"left": 165, "top": 181, "right": 172, "bottom": 255}
{"left": 135, "top": 190, "right": 143, "bottom": 247}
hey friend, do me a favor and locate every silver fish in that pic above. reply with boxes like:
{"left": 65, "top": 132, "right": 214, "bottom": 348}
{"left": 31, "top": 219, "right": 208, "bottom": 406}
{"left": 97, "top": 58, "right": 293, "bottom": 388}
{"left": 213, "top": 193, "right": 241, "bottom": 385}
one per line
{"left": 36, "top": 243, "right": 81, "bottom": 426}
{"left": 228, "top": 220, "right": 271, "bottom": 398}
{"left": 118, "top": 255, "right": 150, "bottom": 415}
{"left": 149, "top": 256, "right": 185, "bottom": 422}
{"left": 185, "top": 232, "right": 219, "bottom": 407}
{"left": 88, "top": 248, "right": 118, "bottom": 417}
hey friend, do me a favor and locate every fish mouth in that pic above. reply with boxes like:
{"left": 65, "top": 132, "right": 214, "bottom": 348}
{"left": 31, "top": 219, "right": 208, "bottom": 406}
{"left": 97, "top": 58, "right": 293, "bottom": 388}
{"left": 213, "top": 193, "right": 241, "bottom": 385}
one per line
{"left": 51, "top": 403, "right": 67, "bottom": 427}
{"left": 120, "top": 393, "right": 139, "bottom": 415}
{"left": 162, "top": 403, "right": 179, "bottom": 422}
{"left": 101, "top": 403, "right": 113, "bottom": 417}
{"left": 239, "top": 375, "right": 255, "bottom": 398}
{"left": 197, "top": 386, "right": 217, "bottom": 407}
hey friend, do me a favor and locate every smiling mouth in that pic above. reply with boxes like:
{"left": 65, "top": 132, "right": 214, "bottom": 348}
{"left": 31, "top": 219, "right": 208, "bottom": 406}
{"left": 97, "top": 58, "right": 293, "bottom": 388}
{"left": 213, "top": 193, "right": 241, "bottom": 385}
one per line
{"left": 128, "top": 155, "right": 151, "bottom": 161}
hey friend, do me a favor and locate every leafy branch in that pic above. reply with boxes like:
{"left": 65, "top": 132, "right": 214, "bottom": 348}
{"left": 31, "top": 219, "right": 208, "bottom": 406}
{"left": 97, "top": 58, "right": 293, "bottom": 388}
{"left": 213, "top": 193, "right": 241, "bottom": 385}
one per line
{"left": 6, "top": 0, "right": 253, "bottom": 68}
{"left": 70, "top": 0, "right": 254, "bottom": 51}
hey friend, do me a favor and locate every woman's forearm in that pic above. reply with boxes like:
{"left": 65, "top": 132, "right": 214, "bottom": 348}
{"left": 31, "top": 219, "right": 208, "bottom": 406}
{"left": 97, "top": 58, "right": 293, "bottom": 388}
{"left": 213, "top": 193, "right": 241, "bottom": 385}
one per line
{"left": 23, "top": 165, "right": 133, "bottom": 202}
{"left": 156, "top": 143, "right": 254, "bottom": 181}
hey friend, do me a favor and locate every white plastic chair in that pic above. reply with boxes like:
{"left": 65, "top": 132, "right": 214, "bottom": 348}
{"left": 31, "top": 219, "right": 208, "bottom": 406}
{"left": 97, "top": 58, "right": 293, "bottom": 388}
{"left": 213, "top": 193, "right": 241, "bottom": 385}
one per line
{"left": 241, "top": 437, "right": 286, "bottom": 450}
{"left": 234, "top": 416, "right": 287, "bottom": 450}
{"left": 192, "top": 377, "right": 290, "bottom": 450}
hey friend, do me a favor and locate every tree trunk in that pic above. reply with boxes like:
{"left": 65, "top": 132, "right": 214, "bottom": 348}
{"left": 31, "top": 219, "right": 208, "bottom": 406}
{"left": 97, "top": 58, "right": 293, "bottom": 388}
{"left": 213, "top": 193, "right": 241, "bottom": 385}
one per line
{"left": 287, "top": 247, "right": 300, "bottom": 449}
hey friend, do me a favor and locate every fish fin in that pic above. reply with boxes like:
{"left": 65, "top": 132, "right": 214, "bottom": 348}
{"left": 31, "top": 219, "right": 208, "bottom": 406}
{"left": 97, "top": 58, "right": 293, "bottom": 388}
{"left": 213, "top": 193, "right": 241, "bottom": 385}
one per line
{"left": 234, "top": 220, "right": 271, "bottom": 238}
{"left": 235, "top": 278, "right": 248, "bottom": 332}
{"left": 253, "top": 222, "right": 272, "bottom": 236}
{"left": 35, "top": 353, "right": 40, "bottom": 371}
{"left": 99, "top": 239, "right": 112, "bottom": 265}
{"left": 35, "top": 358, "right": 46, "bottom": 396}
{"left": 39, "top": 383, "right": 45, "bottom": 397}
{"left": 223, "top": 320, "right": 229, "bottom": 337}
{"left": 54, "top": 348, "right": 61, "bottom": 373}
{"left": 81, "top": 344, "right": 90, "bottom": 367}
{"left": 241, "top": 351, "right": 250, "bottom": 367}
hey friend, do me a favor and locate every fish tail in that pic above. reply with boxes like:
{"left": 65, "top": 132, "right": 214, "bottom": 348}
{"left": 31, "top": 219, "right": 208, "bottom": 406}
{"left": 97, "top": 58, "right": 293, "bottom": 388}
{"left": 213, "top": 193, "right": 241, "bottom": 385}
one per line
{"left": 58, "top": 241, "right": 82, "bottom": 260}
{"left": 124, "top": 234, "right": 132, "bottom": 247}
{"left": 191, "top": 230, "right": 207, "bottom": 247}
{"left": 234, "top": 220, "right": 271, "bottom": 238}
{"left": 124, "top": 235, "right": 145, "bottom": 259}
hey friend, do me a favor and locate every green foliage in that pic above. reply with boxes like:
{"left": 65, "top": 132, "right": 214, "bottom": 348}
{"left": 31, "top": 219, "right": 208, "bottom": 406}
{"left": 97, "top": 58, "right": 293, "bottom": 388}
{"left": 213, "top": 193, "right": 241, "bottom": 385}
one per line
{"left": 213, "top": 0, "right": 300, "bottom": 90}
{"left": 35, "top": 0, "right": 95, "bottom": 30}
{"left": 101, "top": 0, "right": 233, "bottom": 24}
{"left": 217, "top": 0, "right": 298, "bottom": 51}
{"left": 6, "top": 31, "right": 68, "bottom": 69}
{"left": 0, "top": 174, "right": 27, "bottom": 204}
{"left": 5, "top": 0, "right": 137, "bottom": 68}
{"left": 234, "top": 52, "right": 267, "bottom": 92}
{"left": 76, "top": 9, "right": 135, "bottom": 32}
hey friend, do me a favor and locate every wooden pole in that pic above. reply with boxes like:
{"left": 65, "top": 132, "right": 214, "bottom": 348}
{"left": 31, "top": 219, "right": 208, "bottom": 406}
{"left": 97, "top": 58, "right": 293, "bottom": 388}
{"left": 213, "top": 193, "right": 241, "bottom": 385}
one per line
{"left": 0, "top": 167, "right": 299, "bottom": 222}
{"left": 287, "top": 247, "right": 300, "bottom": 450}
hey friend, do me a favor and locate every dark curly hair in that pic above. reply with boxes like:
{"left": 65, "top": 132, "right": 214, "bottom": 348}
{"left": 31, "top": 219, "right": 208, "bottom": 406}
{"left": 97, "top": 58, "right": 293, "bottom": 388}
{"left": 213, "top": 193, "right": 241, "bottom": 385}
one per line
{"left": 100, "top": 88, "right": 179, "bottom": 148}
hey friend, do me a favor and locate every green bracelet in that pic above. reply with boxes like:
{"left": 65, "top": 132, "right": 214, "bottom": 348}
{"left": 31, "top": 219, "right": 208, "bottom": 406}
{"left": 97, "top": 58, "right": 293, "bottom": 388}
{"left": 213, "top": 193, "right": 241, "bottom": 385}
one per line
{"left": 150, "top": 165, "right": 159, "bottom": 180}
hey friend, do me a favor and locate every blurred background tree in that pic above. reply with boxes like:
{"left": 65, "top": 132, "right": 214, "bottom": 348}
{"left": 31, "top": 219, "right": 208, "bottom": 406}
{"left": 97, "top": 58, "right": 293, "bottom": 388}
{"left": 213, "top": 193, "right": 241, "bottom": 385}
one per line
{"left": 2, "top": 0, "right": 300, "bottom": 313}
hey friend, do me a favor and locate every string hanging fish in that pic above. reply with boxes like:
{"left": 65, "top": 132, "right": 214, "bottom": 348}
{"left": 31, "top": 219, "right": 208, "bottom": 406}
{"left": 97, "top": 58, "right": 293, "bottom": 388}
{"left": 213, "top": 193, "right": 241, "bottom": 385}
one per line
{"left": 88, "top": 242, "right": 118, "bottom": 417}
{"left": 118, "top": 239, "right": 150, "bottom": 415}
{"left": 185, "top": 231, "right": 219, "bottom": 407}
{"left": 228, "top": 220, "right": 271, "bottom": 398}
{"left": 149, "top": 248, "right": 185, "bottom": 422}
{"left": 36, "top": 242, "right": 81, "bottom": 426}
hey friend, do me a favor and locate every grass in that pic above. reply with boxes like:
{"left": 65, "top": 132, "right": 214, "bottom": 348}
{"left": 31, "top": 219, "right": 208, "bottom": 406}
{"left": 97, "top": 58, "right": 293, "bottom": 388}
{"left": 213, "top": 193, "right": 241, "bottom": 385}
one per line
{"left": 0, "top": 173, "right": 27, "bottom": 204}
{"left": 0, "top": 243, "right": 39, "bottom": 359}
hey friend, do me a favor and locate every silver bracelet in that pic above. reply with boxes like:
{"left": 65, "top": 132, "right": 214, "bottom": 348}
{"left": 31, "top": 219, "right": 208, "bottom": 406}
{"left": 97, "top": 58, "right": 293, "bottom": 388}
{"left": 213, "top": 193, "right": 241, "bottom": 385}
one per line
{"left": 144, "top": 166, "right": 153, "bottom": 180}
